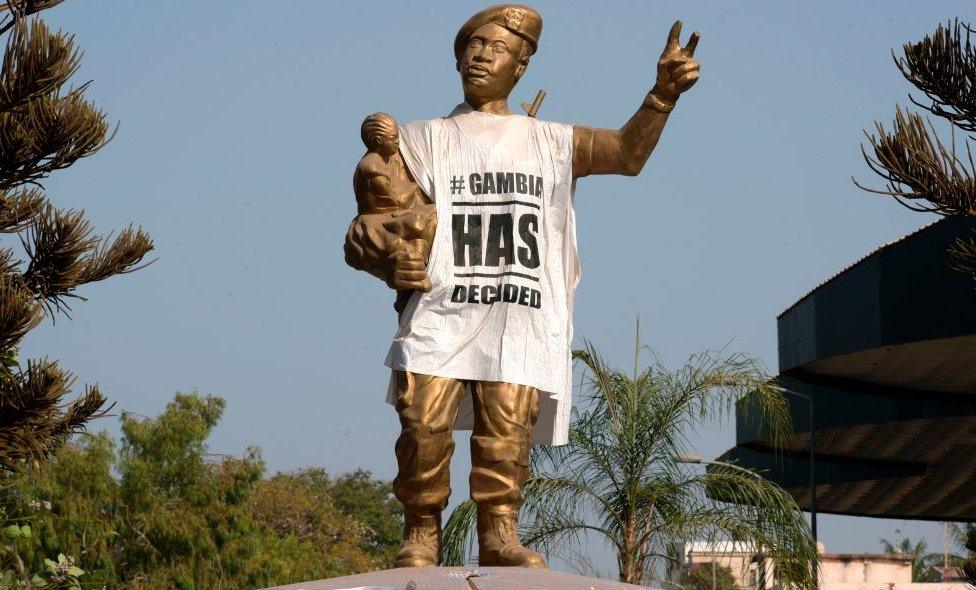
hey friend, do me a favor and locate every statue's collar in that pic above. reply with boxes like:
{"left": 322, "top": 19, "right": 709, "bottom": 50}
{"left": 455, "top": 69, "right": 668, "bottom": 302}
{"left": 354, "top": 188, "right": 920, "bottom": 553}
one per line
{"left": 448, "top": 102, "right": 519, "bottom": 118}
{"left": 449, "top": 102, "right": 474, "bottom": 116}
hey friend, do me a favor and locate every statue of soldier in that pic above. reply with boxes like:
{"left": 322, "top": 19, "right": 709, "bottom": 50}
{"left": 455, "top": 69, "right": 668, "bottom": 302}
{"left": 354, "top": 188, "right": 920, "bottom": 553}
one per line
{"left": 344, "top": 4, "right": 700, "bottom": 568}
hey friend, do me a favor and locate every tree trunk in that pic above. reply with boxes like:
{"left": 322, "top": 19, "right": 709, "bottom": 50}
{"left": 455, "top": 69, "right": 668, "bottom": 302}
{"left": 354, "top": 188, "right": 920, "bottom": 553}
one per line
{"left": 618, "top": 520, "right": 641, "bottom": 585}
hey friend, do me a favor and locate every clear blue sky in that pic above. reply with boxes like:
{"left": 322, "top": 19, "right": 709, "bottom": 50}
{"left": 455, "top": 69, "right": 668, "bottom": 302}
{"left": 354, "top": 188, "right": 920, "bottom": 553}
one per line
{"left": 26, "top": 0, "right": 963, "bottom": 569}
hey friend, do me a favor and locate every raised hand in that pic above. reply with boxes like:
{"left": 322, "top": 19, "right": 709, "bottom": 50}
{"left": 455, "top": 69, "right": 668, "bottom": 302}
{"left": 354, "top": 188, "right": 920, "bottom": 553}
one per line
{"left": 654, "top": 20, "right": 700, "bottom": 105}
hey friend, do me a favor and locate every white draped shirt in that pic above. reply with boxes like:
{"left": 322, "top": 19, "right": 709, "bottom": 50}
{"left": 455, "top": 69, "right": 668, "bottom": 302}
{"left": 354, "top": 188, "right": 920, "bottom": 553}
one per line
{"left": 384, "top": 103, "right": 580, "bottom": 446}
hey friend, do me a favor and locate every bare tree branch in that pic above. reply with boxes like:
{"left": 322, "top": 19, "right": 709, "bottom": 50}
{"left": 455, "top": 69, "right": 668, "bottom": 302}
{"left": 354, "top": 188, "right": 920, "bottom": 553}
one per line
{"left": 856, "top": 106, "right": 976, "bottom": 215}
{"left": 897, "top": 19, "right": 976, "bottom": 134}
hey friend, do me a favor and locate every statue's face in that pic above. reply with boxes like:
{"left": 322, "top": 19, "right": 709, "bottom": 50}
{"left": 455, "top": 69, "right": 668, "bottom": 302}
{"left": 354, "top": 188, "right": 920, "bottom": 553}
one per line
{"left": 376, "top": 128, "right": 398, "bottom": 157}
{"left": 458, "top": 22, "right": 527, "bottom": 104}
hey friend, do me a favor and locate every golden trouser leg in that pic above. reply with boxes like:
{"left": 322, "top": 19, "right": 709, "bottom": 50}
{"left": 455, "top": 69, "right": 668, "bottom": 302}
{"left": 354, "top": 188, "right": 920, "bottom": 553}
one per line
{"left": 392, "top": 370, "right": 464, "bottom": 567}
{"left": 470, "top": 381, "right": 546, "bottom": 568}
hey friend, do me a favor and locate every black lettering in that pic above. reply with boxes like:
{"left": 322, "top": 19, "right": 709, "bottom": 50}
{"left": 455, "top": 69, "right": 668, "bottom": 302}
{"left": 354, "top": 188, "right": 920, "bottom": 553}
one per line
{"left": 516, "top": 173, "right": 527, "bottom": 194}
{"left": 517, "top": 214, "right": 540, "bottom": 268}
{"left": 496, "top": 172, "right": 513, "bottom": 194}
{"left": 482, "top": 172, "right": 495, "bottom": 194}
{"left": 518, "top": 285, "right": 531, "bottom": 305}
{"left": 503, "top": 284, "right": 518, "bottom": 303}
{"left": 530, "top": 289, "right": 541, "bottom": 308}
{"left": 453, "top": 214, "right": 483, "bottom": 266}
{"left": 467, "top": 286, "right": 480, "bottom": 304}
{"left": 482, "top": 285, "right": 498, "bottom": 304}
{"left": 451, "top": 285, "right": 467, "bottom": 302}
{"left": 534, "top": 175, "right": 543, "bottom": 197}
{"left": 485, "top": 213, "right": 514, "bottom": 266}
{"left": 469, "top": 173, "right": 481, "bottom": 195}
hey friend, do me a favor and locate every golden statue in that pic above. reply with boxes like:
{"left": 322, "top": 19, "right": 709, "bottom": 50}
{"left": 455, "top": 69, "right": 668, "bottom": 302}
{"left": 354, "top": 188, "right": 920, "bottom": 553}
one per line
{"left": 344, "top": 4, "right": 700, "bottom": 568}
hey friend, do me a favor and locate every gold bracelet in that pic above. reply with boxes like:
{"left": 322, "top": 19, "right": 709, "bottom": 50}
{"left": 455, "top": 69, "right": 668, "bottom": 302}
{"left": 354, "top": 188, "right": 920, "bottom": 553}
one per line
{"left": 645, "top": 92, "right": 676, "bottom": 113}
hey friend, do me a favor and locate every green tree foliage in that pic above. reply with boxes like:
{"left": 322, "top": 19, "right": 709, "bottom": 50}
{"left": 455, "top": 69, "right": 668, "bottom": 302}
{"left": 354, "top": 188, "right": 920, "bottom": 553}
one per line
{"left": 2, "top": 393, "right": 400, "bottom": 589}
{"left": 252, "top": 469, "right": 392, "bottom": 578}
{"left": 876, "top": 528, "right": 976, "bottom": 585}
{"left": 253, "top": 468, "right": 402, "bottom": 569}
{"left": 683, "top": 564, "right": 738, "bottom": 590}
{"left": 442, "top": 332, "right": 817, "bottom": 588}
{"left": 328, "top": 470, "right": 402, "bottom": 562}
{"left": 954, "top": 523, "right": 976, "bottom": 587}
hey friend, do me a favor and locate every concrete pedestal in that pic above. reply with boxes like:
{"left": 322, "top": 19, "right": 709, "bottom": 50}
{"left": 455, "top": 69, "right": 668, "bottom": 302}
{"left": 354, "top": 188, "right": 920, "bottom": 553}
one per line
{"left": 265, "top": 566, "right": 650, "bottom": 590}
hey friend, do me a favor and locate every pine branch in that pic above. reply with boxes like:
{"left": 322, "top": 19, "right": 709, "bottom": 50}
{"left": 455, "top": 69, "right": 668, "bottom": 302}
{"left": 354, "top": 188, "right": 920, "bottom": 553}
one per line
{"left": 0, "top": 19, "right": 79, "bottom": 111}
{"left": 56, "top": 381, "right": 107, "bottom": 435}
{"left": 0, "top": 358, "right": 107, "bottom": 472}
{"left": 18, "top": 206, "right": 154, "bottom": 314}
{"left": 0, "top": 85, "right": 111, "bottom": 190}
{"left": 0, "top": 1, "right": 67, "bottom": 37}
{"left": 855, "top": 106, "right": 976, "bottom": 215}
{"left": 0, "top": 247, "right": 18, "bottom": 274}
{"left": 949, "top": 231, "right": 976, "bottom": 287}
{"left": 0, "top": 186, "right": 44, "bottom": 232}
{"left": 82, "top": 225, "right": 154, "bottom": 283}
{"left": 897, "top": 19, "right": 976, "bottom": 134}
{"left": 0, "top": 273, "right": 41, "bottom": 350}
{"left": 21, "top": 205, "right": 96, "bottom": 311}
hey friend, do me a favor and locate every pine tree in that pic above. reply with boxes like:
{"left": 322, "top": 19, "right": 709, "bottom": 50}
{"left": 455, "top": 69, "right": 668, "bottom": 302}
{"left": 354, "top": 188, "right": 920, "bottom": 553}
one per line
{"left": 0, "top": 1, "right": 153, "bottom": 473}
{"left": 856, "top": 17, "right": 976, "bottom": 283}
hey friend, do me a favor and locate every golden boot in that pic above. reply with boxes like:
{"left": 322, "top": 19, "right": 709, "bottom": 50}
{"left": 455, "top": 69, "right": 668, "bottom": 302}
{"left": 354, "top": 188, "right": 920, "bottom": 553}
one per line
{"left": 392, "top": 372, "right": 464, "bottom": 567}
{"left": 395, "top": 511, "right": 441, "bottom": 568}
{"left": 470, "top": 382, "right": 546, "bottom": 568}
{"left": 477, "top": 503, "right": 546, "bottom": 568}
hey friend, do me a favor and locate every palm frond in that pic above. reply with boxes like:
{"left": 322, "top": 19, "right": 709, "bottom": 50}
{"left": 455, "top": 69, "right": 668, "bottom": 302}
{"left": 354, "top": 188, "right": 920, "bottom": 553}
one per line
{"left": 440, "top": 499, "right": 477, "bottom": 566}
{"left": 443, "top": 329, "right": 814, "bottom": 587}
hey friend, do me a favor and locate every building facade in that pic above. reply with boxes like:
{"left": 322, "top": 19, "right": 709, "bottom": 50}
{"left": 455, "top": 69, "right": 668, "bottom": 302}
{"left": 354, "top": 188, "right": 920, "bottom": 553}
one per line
{"left": 684, "top": 541, "right": 970, "bottom": 590}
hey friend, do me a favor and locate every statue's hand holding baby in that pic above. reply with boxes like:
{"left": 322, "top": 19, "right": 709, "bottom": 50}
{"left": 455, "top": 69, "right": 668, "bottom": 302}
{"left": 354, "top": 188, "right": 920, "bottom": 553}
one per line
{"left": 385, "top": 246, "right": 431, "bottom": 293}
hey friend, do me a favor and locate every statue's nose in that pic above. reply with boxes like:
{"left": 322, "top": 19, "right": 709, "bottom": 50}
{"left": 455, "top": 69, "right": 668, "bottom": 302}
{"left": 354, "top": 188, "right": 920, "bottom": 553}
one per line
{"left": 473, "top": 47, "right": 492, "bottom": 63}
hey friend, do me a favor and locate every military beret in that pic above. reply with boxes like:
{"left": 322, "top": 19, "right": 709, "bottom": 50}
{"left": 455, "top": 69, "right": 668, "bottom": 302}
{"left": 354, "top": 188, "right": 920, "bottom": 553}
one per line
{"left": 454, "top": 4, "right": 543, "bottom": 60}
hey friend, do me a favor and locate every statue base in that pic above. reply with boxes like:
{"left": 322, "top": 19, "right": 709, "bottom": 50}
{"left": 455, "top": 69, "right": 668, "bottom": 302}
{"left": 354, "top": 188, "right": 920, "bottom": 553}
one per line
{"left": 264, "top": 566, "right": 650, "bottom": 589}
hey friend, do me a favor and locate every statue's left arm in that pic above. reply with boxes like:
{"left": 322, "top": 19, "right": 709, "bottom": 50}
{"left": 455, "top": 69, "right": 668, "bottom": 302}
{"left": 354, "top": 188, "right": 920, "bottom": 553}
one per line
{"left": 573, "top": 21, "right": 700, "bottom": 179}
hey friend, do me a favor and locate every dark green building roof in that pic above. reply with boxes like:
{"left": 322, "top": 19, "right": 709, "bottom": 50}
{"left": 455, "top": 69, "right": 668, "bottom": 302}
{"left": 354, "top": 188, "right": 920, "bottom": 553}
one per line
{"left": 721, "top": 217, "right": 976, "bottom": 521}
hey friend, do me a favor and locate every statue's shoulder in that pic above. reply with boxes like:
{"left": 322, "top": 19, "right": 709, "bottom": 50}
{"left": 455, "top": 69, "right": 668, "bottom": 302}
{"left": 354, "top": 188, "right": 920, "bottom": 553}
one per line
{"left": 399, "top": 116, "right": 441, "bottom": 133}
{"left": 398, "top": 117, "right": 444, "bottom": 156}
{"left": 356, "top": 151, "right": 386, "bottom": 175}
{"left": 522, "top": 117, "right": 574, "bottom": 161}
{"left": 528, "top": 116, "right": 573, "bottom": 141}
{"left": 530, "top": 115, "right": 571, "bottom": 131}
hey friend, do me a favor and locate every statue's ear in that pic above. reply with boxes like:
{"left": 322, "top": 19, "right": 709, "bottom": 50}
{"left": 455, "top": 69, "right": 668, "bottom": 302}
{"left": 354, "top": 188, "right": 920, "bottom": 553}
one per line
{"left": 514, "top": 43, "right": 530, "bottom": 80}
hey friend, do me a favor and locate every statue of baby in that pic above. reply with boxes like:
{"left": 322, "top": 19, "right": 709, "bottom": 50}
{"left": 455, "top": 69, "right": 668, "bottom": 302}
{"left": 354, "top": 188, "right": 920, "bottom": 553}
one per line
{"left": 345, "top": 112, "right": 437, "bottom": 312}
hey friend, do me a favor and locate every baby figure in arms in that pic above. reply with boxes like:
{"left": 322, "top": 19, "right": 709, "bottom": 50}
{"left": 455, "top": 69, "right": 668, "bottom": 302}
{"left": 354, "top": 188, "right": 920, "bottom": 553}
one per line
{"left": 349, "top": 112, "right": 437, "bottom": 312}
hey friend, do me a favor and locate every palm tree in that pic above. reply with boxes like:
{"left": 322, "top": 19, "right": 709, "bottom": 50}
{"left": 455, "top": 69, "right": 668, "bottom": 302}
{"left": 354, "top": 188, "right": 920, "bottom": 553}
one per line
{"left": 949, "top": 523, "right": 976, "bottom": 586}
{"left": 880, "top": 534, "right": 935, "bottom": 582}
{"left": 442, "top": 332, "right": 818, "bottom": 588}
